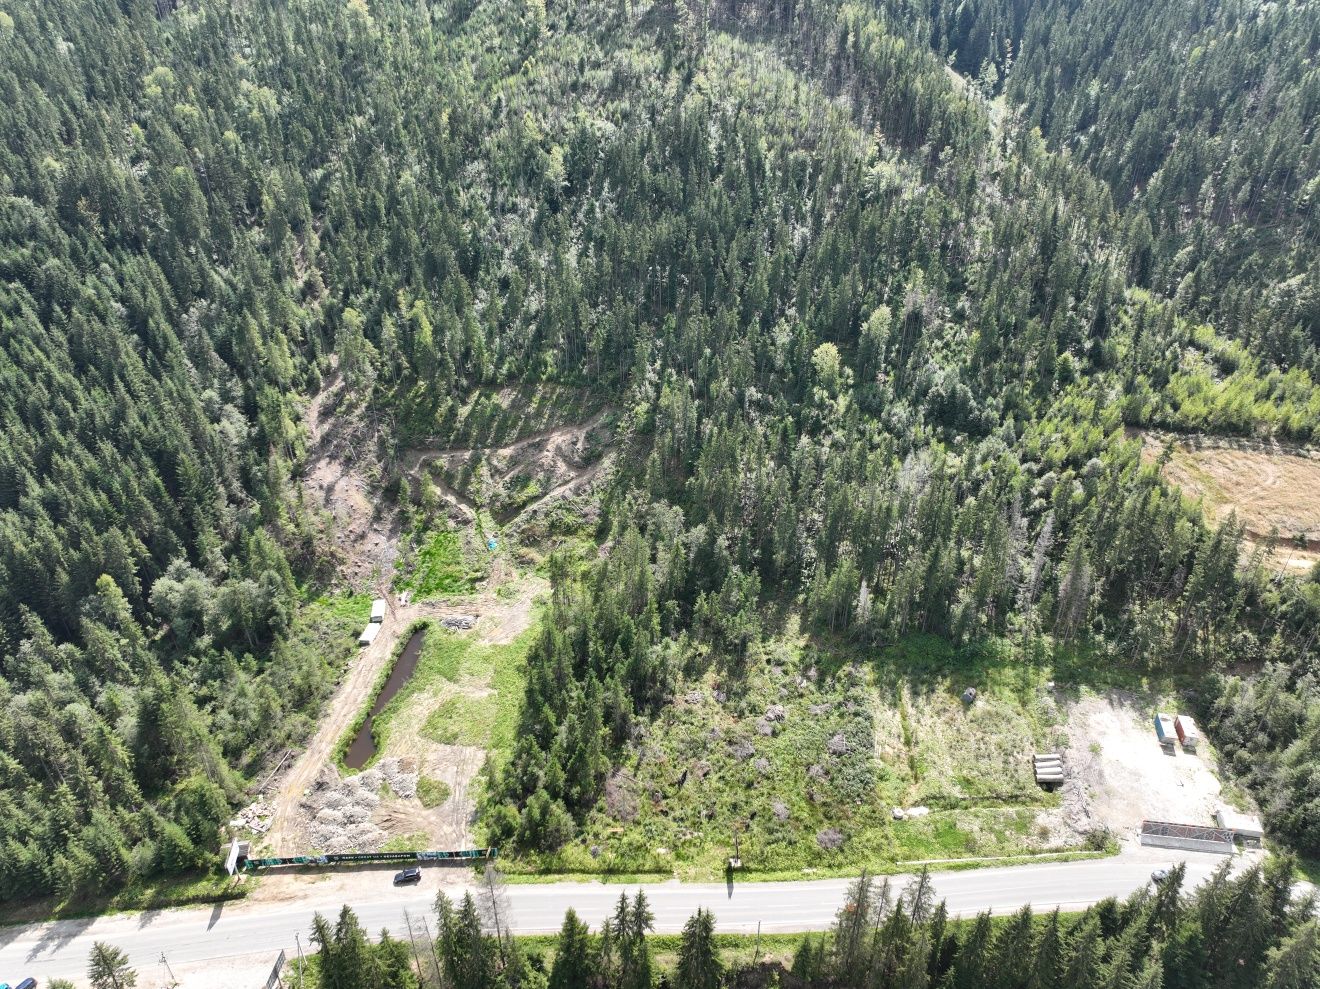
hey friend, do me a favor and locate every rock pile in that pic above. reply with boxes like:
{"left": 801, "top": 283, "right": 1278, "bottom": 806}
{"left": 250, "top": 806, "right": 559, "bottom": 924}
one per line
{"left": 300, "top": 758, "right": 419, "bottom": 854}
{"left": 230, "top": 798, "right": 273, "bottom": 834}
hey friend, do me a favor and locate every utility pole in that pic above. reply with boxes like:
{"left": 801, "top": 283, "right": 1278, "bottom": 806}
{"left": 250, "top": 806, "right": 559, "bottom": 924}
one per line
{"left": 160, "top": 952, "right": 178, "bottom": 988}
{"left": 485, "top": 863, "right": 510, "bottom": 971}
{"left": 753, "top": 920, "right": 762, "bottom": 964}
{"left": 404, "top": 908, "right": 426, "bottom": 984}
{"left": 422, "top": 916, "right": 443, "bottom": 979}
{"left": 296, "top": 933, "right": 306, "bottom": 989}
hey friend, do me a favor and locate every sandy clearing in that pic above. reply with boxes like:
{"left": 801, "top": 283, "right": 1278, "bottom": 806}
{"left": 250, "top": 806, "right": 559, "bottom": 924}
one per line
{"left": 1048, "top": 690, "right": 1225, "bottom": 841}
{"left": 1140, "top": 431, "right": 1320, "bottom": 571}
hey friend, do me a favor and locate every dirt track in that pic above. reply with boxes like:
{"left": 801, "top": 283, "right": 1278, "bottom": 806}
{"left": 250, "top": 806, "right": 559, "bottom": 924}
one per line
{"left": 1140, "top": 432, "right": 1320, "bottom": 571}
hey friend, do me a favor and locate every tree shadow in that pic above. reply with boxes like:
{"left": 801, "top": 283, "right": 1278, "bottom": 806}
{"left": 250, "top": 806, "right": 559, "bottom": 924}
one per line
{"left": 26, "top": 915, "right": 95, "bottom": 964}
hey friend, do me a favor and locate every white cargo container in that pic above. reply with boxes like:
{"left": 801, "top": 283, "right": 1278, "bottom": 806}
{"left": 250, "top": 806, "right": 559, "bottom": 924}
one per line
{"left": 358, "top": 622, "right": 382, "bottom": 646}
{"left": 370, "top": 598, "right": 387, "bottom": 623}
{"left": 1215, "top": 807, "right": 1264, "bottom": 842}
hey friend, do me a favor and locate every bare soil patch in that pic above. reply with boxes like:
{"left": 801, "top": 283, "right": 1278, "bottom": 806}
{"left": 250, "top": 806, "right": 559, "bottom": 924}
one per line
{"left": 1140, "top": 431, "right": 1320, "bottom": 571}
{"left": 1044, "top": 689, "right": 1225, "bottom": 842}
{"left": 301, "top": 369, "right": 403, "bottom": 589}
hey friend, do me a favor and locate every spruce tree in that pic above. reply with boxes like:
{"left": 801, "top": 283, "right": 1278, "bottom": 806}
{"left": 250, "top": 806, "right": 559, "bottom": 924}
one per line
{"left": 88, "top": 942, "right": 137, "bottom": 989}
{"left": 550, "top": 908, "right": 595, "bottom": 989}
{"left": 676, "top": 907, "right": 723, "bottom": 989}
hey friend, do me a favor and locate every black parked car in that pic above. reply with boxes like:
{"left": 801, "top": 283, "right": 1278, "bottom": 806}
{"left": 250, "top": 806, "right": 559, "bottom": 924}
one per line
{"left": 393, "top": 866, "right": 422, "bottom": 886}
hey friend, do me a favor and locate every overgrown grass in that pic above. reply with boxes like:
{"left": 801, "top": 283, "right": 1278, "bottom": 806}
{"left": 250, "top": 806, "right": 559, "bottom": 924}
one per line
{"left": 418, "top": 777, "right": 452, "bottom": 808}
{"left": 495, "top": 629, "right": 1106, "bottom": 882}
{"left": 301, "top": 591, "right": 374, "bottom": 626}
{"left": 0, "top": 869, "right": 247, "bottom": 925}
{"left": 425, "top": 694, "right": 498, "bottom": 746}
{"left": 398, "top": 529, "right": 481, "bottom": 598}
{"left": 382, "top": 831, "right": 432, "bottom": 853}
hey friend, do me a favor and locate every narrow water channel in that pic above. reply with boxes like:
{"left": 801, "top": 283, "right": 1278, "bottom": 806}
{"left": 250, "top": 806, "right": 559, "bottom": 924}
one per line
{"left": 344, "top": 627, "right": 426, "bottom": 770}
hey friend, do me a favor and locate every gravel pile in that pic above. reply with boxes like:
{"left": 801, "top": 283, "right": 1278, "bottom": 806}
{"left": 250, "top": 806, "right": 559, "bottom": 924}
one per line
{"left": 299, "top": 758, "right": 419, "bottom": 853}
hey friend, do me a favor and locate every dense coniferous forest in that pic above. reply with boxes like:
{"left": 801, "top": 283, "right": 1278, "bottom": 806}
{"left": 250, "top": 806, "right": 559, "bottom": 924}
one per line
{"left": 2, "top": 0, "right": 1320, "bottom": 907}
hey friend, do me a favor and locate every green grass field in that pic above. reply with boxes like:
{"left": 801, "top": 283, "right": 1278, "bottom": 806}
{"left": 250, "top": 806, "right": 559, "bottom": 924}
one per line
{"left": 367, "top": 619, "right": 537, "bottom": 770}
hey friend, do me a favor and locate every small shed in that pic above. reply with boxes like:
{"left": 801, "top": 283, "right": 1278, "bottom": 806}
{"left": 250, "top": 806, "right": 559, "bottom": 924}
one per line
{"left": 358, "top": 622, "right": 382, "bottom": 647}
{"left": 1215, "top": 808, "right": 1264, "bottom": 843}
{"left": 370, "top": 598, "right": 387, "bottom": 623}
{"left": 1154, "top": 713, "right": 1176, "bottom": 748}
{"left": 1174, "top": 715, "right": 1200, "bottom": 752}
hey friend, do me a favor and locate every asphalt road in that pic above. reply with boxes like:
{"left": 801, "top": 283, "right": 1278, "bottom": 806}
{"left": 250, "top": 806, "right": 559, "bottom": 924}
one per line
{"left": 0, "top": 850, "right": 1232, "bottom": 984}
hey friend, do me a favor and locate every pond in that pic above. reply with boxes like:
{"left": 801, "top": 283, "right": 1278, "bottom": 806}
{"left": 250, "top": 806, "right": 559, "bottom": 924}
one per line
{"left": 344, "top": 626, "right": 426, "bottom": 770}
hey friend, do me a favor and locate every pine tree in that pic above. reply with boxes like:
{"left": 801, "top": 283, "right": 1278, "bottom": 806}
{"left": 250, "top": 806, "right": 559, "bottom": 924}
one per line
{"left": 676, "top": 907, "right": 723, "bottom": 989}
{"left": 88, "top": 942, "right": 137, "bottom": 989}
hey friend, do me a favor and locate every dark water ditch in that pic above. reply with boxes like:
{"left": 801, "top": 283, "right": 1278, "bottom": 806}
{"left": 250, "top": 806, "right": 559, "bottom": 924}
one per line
{"left": 344, "top": 626, "right": 426, "bottom": 770}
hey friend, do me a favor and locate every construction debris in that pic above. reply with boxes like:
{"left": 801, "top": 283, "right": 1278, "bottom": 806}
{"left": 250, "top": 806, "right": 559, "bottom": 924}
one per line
{"left": 440, "top": 614, "right": 477, "bottom": 631}
{"left": 891, "top": 805, "right": 931, "bottom": 821}
{"left": 231, "top": 798, "right": 274, "bottom": 834}
{"left": 299, "top": 758, "right": 419, "bottom": 854}
{"left": 1034, "top": 752, "right": 1065, "bottom": 786}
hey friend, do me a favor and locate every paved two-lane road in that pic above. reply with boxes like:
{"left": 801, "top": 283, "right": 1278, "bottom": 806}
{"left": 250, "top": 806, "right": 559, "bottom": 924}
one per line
{"left": 0, "top": 849, "right": 1234, "bottom": 985}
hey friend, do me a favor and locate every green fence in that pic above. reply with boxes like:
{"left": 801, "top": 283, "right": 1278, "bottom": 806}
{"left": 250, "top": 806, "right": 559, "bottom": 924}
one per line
{"left": 242, "top": 847, "right": 497, "bottom": 871}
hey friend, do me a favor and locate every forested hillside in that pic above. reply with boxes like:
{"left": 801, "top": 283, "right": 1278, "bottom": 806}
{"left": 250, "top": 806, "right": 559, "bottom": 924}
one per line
{"left": 910, "top": 0, "right": 1320, "bottom": 368}
{"left": 2, "top": 0, "right": 1320, "bottom": 905}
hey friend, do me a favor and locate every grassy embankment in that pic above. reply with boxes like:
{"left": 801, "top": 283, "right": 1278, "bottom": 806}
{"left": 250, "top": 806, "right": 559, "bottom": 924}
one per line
{"left": 494, "top": 630, "right": 1150, "bottom": 883}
